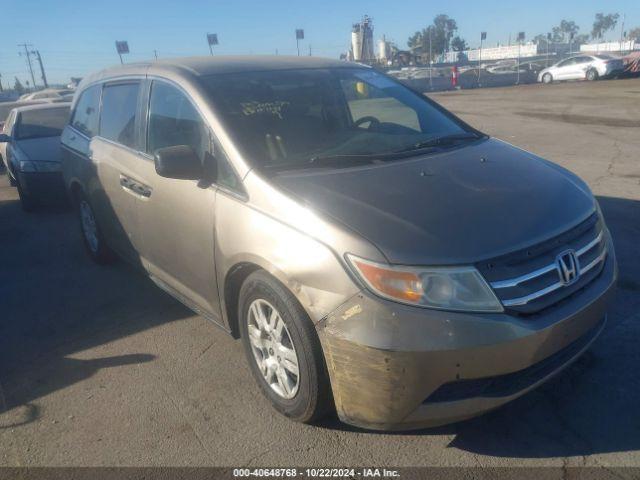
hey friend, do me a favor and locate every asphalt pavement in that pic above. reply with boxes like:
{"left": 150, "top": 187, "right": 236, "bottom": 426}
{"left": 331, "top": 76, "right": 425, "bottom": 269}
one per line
{"left": 1, "top": 78, "right": 639, "bottom": 468}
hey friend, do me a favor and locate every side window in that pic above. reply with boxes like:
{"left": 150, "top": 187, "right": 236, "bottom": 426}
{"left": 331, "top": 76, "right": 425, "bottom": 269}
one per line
{"left": 212, "top": 136, "right": 241, "bottom": 192}
{"left": 100, "top": 82, "right": 140, "bottom": 149}
{"left": 71, "top": 85, "right": 101, "bottom": 137}
{"left": 148, "top": 81, "right": 241, "bottom": 191}
{"left": 147, "top": 81, "right": 209, "bottom": 162}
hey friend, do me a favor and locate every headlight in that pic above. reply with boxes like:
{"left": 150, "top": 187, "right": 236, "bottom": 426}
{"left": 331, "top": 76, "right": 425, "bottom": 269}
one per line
{"left": 18, "top": 160, "right": 60, "bottom": 172}
{"left": 36, "top": 161, "right": 61, "bottom": 172}
{"left": 346, "top": 254, "right": 503, "bottom": 312}
{"left": 18, "top": 160, "right": 38, "bottom": 172}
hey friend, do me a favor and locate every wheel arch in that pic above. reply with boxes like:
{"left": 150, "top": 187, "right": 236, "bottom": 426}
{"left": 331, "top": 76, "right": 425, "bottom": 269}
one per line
{"left": 220, "top": 254, "right": 329, "bottom": 339}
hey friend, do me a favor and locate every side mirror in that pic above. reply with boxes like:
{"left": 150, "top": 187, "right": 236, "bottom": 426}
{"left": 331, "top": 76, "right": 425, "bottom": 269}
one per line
{"left": 0, "top": 133, "right": 11, "bottom": 143}
{"left": 154, "top": 145, "right": 203, "bottom": 180}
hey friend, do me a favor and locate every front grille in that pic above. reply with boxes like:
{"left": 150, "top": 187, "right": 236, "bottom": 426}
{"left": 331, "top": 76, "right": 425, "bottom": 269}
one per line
{"left": 477, "top": 213, "right": 607, "bottom": 314}
{"left": 424, "top": 317, "right": 604, "bottom": 404}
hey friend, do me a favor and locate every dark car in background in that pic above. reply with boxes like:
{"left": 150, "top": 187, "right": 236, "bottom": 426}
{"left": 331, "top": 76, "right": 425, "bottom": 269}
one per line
{"left": 0, "top": 103, "right": 71, "bottom": 211}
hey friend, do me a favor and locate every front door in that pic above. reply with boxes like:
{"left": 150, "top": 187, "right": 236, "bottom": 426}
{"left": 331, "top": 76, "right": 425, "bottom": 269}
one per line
{"left": 132, "top": 80, "right": 221, "bottom": 318}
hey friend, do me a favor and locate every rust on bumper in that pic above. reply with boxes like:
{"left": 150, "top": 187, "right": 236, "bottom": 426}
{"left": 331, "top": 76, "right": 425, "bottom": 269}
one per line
{"left": 316, "top": 251, "right": 617, "bottom": 431}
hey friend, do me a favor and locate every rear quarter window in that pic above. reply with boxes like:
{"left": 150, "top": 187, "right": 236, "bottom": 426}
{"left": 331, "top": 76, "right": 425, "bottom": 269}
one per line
{"left": 71, "top": 85, "right": 101, "bottom": 137}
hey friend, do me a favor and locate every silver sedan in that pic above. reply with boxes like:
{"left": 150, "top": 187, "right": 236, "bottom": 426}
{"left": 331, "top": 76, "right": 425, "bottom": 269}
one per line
{"left": 538, "top": 54, "right": 624, "bottom": 83}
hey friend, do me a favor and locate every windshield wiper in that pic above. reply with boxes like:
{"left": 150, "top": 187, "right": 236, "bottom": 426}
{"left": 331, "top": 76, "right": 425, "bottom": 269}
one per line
{"left": 392, "top": 133, "right": 484, "bottom": 154}
{"left": 261, "top": 153, "right": 381, "bottom": 172}
{"left": 307, "top": 153, "right": 384, "bottom": 167}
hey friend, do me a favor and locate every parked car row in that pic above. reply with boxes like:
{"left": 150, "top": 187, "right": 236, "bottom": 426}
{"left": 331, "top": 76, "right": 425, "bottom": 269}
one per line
{"left": 0, "top": 103, "right": 71, "bottom": 210}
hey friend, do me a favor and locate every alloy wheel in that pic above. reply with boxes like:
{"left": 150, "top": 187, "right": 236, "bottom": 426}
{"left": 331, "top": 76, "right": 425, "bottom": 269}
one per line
{"left": 246, "top": 298, "right": 300, "bottom": 399}
{"left": 79, "top": 200, "right": 99, "bottom": 253}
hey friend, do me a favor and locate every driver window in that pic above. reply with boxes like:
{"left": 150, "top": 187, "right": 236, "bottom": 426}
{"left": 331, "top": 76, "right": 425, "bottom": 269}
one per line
{"left": 148, "top": 81, "right": 210, "bottom": 163}
{"left": 340, "top": 78, "right": 420, "bottom": 131}
{"left": 147, "top": 80, "right": 240, "bottom": 191}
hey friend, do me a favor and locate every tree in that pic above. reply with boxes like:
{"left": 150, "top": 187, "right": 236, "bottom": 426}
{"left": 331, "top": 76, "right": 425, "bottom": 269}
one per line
{"left": 13, "top": 77, "right": 25, "bottom": 95}
{"left": 407, "top": 14, "right": 461, "bottom": 62}
{"left": 548, "top": 19, "right": 580, "bottom": 43}
{"left": 629, "top": 27, "right": 640, "bottom": 40}
{"left": 592, "top": 13, "right": 620, "bottom": 40}
{"left": 451, "top": 36, "right": 469, "bottom": 52}
{"left": 534, "top": 34, "right": 551, "bottom": 46}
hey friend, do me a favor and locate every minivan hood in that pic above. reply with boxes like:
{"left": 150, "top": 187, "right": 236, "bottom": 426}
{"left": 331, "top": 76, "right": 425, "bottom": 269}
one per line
{"left": 16, "top": 136, "right": 62, "bottom": 163}
{"left": 272, "top": 138, "right": 595, "bottom": 265}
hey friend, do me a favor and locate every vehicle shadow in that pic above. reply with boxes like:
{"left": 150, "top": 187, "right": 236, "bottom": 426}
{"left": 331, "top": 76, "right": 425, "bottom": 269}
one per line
{"left": 320, "top": 195, "right": 640, "bottom": 458}
{"left": 0, "top": 185, "right": 192, "bottom": 426}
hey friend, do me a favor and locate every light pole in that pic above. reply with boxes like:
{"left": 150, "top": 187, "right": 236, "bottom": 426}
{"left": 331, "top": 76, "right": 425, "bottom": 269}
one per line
{"left": 295, "top": 29, "right": 304, "bottom": 56}
{"left": 207, "top": 33, "right": 218, "bottom": 56}
{"left": 428, "top": 27, "right": 433, "bottom": 90}
{"left": 115, "top": 41, "right": 129, "bottom": 64}
{"left": 478, "top": 31, "right": 486, "bottom": 86}
{"left": 516, "top": 31, "right": 524, "bottom": 85}
{"left": 546, "top": 33, "right": 551, "bottom": 67}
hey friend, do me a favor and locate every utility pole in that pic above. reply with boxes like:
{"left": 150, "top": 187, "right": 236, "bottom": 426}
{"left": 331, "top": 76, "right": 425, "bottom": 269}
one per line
{"left": 620, "top": 14, "right": 626, "bottom": 51}
{"left": 33, "top": 50, "right": 48, "bottom": 88}
{"left": 154, "top": 50, "right": 158, "bottom": 60}
{"left": 18, "top": 43, "right": 37, "bottom": 90}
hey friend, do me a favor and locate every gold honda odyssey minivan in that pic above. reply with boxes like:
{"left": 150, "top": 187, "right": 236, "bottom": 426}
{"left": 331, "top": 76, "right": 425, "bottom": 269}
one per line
{"left": 61, "top": 56, "right": 616, "bottom": 430}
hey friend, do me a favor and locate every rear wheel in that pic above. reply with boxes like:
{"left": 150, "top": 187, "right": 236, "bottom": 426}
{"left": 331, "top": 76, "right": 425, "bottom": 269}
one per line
{"left": 76, "top": 191, "right": 115, "bottom": 264}
{"left": 239, "top": 271, "right": 331, "bottom": 423}
{"left": 542, "top": 73, "right": 553, "bottom": 84}
{"left": 586, "top": 69, "right": 599, "bottom": 81}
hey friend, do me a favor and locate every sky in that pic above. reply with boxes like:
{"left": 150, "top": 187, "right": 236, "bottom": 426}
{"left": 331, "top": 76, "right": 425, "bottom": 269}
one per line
{"left": 1, "top": 0, "right": 638, "bottom": 86}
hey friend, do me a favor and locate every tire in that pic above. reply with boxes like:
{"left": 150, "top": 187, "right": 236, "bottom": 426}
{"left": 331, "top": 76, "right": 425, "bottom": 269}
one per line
{"left": 75, "top": 190, "right": 115, "bottom": 265}
{"left": 586, "top": 69, "right": 599, "bottom": 81}
{"left": 16, "top": 180, "right": 36, "bottom": 212}
{"left": 542, "top": 73, "right": 553, "bottom": 84}
{"left": 239, "top": 270, "right": 331, "bottom": 423}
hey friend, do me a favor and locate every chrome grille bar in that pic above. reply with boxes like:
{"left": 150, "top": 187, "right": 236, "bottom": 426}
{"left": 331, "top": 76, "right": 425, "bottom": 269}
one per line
{"left": 493, "top": 230, "right": 606, "bottom": 307}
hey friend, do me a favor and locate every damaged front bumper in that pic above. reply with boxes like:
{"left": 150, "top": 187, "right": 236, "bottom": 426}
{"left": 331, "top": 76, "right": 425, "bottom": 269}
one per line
{"left": 316, "top": 249, "right": 617, "bottom": 431}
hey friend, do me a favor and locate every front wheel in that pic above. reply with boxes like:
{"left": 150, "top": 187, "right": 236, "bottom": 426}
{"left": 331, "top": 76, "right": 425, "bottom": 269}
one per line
{"left": 586, "top": 69, "right": 599, "bottom": 81}
{"left": 239, "top": 271, "right": 331, "bottom": 423}
{"left": 16, "top": 180, "right": 36, "bottom": 212}
{"left": 542, "top": 73, "right": 553, "bottom": 84}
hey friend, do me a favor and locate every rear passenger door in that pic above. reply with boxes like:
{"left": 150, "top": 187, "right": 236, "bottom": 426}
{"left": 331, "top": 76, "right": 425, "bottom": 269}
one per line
{"left": 132, "top": 79, "right": 222, "bottom": 318}
{"left": 90, "top": 81, "right": 146, "bottom": 264}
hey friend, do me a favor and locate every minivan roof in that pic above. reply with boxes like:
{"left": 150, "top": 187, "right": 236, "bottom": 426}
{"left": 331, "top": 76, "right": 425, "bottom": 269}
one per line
{"left": 81, "top": 55, "right": 365, "bottom": 86}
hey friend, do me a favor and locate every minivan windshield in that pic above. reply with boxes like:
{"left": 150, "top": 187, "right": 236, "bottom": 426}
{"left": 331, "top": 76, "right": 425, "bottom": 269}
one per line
{"left": 15, "top": 106, "right": 70, "bottom": 140}
{"left": 203, "top": 68, "right": 480, "bottom": 171}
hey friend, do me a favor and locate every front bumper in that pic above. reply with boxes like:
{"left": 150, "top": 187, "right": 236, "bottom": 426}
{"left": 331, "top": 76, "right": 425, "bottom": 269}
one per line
{"left": 17, "top": 171, "right": 66, "bottom": 201}
{"left": 317, "top": 240, "right": 617, "bottom": 431}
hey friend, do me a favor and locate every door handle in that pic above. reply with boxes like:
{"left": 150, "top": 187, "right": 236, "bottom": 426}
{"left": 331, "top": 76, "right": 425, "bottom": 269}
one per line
{"left": 120, "top": 175, "right": 152, "bottom": 198}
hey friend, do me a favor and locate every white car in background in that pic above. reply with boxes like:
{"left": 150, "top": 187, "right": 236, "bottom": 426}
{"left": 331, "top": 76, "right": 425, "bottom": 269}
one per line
{"left": 538, "top": 54, "right": 624, "bottom": 83}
